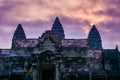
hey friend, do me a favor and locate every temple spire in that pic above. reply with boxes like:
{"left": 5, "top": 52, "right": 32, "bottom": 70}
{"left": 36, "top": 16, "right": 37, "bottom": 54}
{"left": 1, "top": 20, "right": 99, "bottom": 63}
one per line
{"left": 88, "top": 25, "right": 103, "bottom": 49}
{"left": 115, "top": 45, "right": 119, "bottom": 52}
{"left": 13, "top": 24, "right": 26, "bottom": 39}
{"left": 51, "top": 17, "right": 65, "bottom": 39}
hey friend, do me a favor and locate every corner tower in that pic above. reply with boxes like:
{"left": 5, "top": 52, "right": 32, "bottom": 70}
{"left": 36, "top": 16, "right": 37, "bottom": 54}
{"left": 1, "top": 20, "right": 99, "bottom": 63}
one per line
{"left": 13, "top": 24, "right": 26, "bottom": 39}
{"left": 51, "top": 17, "right": 65, "bottom": 39}
{"left": 88, "top": 25, "right": 103, "bottom": 49}
{"left": 115, "top": 45, "right": 119, "bottom": 52}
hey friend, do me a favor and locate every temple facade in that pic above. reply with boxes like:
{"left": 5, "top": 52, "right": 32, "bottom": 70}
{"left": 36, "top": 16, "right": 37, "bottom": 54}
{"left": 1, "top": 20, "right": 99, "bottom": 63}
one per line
{"left": 0, "top": 17, "right": 120, "bottom": 80}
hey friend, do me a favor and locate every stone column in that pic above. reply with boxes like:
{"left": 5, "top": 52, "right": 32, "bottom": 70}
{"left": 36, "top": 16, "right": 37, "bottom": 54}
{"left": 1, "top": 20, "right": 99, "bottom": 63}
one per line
{"left": 55, "top": 63, "right": 60, "bottom": 80}
{"left": 32, "top": 63, "right": 37, "bottom": 80}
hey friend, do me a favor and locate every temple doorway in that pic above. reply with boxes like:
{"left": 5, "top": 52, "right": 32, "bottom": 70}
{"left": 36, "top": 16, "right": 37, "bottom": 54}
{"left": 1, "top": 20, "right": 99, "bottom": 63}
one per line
{"left": 42, "top": 69, "right": 55, "bottom": 80}
{"left": 39, "top": 64, "right": 55, "bottom": 80}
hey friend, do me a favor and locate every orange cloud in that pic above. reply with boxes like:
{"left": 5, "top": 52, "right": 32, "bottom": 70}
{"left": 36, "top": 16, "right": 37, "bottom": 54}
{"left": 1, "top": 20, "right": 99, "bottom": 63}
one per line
{"left": 0, "top": 0, "right": 120, "bottom": 49}
{"left": 0, "top": 0, "right": 110, "bottom": 23}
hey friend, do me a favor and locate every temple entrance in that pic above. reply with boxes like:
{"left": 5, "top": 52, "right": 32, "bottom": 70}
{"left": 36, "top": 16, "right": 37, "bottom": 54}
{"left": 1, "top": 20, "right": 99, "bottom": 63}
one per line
{"left": 42, "top": 69, "right": 55, "bottom": 80}
{"left": 69, "top": 73, "right": 76, "bottom": 80}
{"left": 38, "top": 64, "right": 55, "bottom": 80}
{"left": 77, "top": 72, "right": 89, "bottom": 80}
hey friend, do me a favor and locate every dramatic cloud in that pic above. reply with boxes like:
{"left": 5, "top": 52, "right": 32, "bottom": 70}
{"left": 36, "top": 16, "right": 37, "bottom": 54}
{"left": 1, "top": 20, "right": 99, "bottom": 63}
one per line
{"left": 0, "top": 0, "right": 120, "bottom": 49}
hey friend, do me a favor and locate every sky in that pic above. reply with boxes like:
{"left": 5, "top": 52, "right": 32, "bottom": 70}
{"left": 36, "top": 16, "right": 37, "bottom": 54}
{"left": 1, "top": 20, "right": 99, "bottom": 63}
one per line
{"left": 0, "top": 0, "right": 120, "bottom": 49}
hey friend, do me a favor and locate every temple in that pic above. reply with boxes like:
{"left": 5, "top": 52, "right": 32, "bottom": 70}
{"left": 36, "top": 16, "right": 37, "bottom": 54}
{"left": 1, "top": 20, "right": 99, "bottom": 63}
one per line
{"left": 88, "top": 25, "right": 103, "bottom": 50}
{"left": 13, "top": 24, "right": 26, "bottom": 39}
{"left": 51, "top": 17, "right": 65, "bottom": 39}
{"left": 0, "top": 17, "right": 120, "bottom": 80}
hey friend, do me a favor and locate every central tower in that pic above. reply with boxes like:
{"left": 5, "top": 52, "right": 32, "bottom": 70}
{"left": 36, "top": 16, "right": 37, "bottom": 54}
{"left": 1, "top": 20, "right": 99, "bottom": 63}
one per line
{"left": 88, "top": 25, "right": 103, "bottom": 50}
{"left": 51, "top": 17, "right": 65, "bottom": 39}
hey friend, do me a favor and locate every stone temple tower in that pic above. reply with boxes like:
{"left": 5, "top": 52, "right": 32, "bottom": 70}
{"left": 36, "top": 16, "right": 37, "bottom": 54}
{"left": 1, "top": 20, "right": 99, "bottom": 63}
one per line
{"left": 13, "top": 24, "right": 26, "bottom": 39}
{"left": 51, "top": 17, "right": 65, "bottom": 39}
{"left": 88, "top": 25, "right": 103, "bottom": 50}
